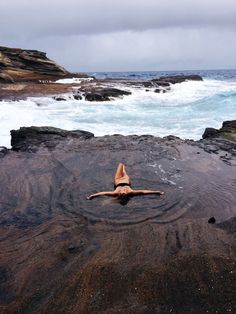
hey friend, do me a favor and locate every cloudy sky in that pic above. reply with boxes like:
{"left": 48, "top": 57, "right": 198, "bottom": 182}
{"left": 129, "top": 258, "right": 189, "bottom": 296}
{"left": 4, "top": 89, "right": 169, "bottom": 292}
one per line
{"left": 1, "top": 0, "right": 236, "bottom": 71}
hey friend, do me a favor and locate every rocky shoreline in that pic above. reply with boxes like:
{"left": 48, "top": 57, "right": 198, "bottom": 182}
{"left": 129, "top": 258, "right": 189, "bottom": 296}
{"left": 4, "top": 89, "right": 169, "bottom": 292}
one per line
{"left": 0, "top": 46, "right": 235, "bottom": 313}
{"left": 0, "top": 46, "right": 203, "bottom": 102}
{"left": 0, "top": 74, "right": 203, "bottom": 102}
{"left": 4, "top": 120, "right": 236, "bottom": 166}
{"left": 0, "top": 121, "right": 235, "bottom": 313}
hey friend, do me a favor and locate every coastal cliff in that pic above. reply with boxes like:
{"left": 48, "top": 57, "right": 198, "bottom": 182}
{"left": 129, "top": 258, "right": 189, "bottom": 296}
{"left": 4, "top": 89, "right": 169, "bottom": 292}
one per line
{"left": 0, "top": 46, "right": 85, "bottom": 83}
{"left": 0, "top": 121, "right": 235, "bottom": 313}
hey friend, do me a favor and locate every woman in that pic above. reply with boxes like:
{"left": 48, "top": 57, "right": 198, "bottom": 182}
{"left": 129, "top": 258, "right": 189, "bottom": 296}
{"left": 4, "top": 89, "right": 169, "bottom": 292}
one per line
{"left": 87, "top": 163, "right": 164, "bottom": 200}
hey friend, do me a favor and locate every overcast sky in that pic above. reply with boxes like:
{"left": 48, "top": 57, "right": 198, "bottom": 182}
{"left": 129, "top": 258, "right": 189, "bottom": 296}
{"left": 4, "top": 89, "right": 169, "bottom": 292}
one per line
{"left": 1, "top": 0, "right": 236, "bottom": 71}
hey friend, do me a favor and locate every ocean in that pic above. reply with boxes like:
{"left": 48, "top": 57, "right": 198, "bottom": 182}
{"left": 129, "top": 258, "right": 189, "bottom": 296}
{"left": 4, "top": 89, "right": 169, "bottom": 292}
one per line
{"left": 0, "top": 69, "right": 236, "bottom": 148}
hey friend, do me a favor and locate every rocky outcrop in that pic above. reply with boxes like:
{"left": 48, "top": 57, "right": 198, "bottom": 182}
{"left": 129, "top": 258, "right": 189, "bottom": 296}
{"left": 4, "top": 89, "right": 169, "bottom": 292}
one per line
{"left": 157, "top": 74, "right": 203, "bottom": 84}
{"left": 0, "top": 121, "right": 235, "bottom": 313}
{"left": 195, "top": 120, "right": 236, "bottom": 165}
{"left": 0, "top": 46, "right": 87, "bottom": 83}
{"left": 202, "top": 120, "right": 236, "bottom": 140}
{"left": 0, "top": 70, "right": 204, "bottom": 101}
{"left": 11, "top": 126, "right": 94, "bottom": 151}
{"left": 84, "top": 87, "right": 131, "bottom": 101}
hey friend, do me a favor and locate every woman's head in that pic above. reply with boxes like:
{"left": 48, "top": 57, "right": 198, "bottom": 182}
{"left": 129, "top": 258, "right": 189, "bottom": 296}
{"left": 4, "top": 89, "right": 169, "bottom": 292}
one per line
{"left": 115, "top": 186, "right": 131, "bottom": 204}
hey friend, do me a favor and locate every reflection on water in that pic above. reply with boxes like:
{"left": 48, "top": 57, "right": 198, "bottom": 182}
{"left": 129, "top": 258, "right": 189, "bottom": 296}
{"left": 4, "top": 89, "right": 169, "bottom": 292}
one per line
{"left": 74, "top": 157, "right": 236, "bottom": 227}
{"left": 1, "top": 143, "right": 235, "bottom": 231}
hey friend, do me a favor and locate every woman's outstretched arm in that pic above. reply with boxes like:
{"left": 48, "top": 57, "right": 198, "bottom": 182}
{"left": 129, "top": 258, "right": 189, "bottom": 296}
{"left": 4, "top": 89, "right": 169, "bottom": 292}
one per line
{"left": 131, "top": 190, "right": 164, "bottom": 196}
{"left": 87, "top": 191, "right": 116, "bottom": 200}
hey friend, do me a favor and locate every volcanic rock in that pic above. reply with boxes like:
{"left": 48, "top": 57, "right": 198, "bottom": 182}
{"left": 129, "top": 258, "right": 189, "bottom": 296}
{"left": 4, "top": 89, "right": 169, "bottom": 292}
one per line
{"left": 208, "top": 217, "right": 216, "bottom": 224}
{"left": 158, "top": 74, "right": 203, "bottom": 84}
{"left": 0, "top": 64, "right": 204, "bottom": 101}
{"left": 202, "top": 120, "right": 236, "bottom": 142}
{"left": 195, "top": 120, "right": 236, "bottom": 165}
{"left": 84, "top": 88, "right": 131, "bottom": 102}
{"left": 152, "top": 80, "right": 170, "bottom": 87}
{"left": 10, "top": 126, "right": 94, "bottom": 151}
{"left": 73, "top": 94, "right": 82, "bottom": 100}
{"left": 0, "top": 121, "right": 235, "bottom": 313}
{"left": 53, "top": 96, "right": 67, "bottom": 101}
{"left": 202, "top": 128, "right": 220, "bottom": 139}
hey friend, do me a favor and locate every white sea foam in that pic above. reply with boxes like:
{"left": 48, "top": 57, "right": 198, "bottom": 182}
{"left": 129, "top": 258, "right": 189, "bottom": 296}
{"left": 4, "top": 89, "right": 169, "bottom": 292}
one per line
{"left": 0, "top": 79, "right": 236, "bottom": 148}
{"left": 55, "top": 77, "right": 94, "bottom": 84}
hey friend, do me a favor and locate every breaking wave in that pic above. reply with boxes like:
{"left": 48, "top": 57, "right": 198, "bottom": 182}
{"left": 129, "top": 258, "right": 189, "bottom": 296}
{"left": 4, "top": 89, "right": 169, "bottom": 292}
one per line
{"left": 0, "top": 73, "right": 236, "bottom": 148}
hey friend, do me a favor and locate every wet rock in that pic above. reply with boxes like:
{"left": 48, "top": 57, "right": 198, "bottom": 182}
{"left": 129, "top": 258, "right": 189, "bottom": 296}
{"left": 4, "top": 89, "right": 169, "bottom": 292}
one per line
{"left": 0, "top": 120, "right": 235, "bottom": 314}
{"left": 10, "top": 126, "right": 94, "bottom": 151}
{"left": 53, "top": 96, "right": 67, "bottom": 101}
{"left": 142, "top": 81, "right": 155, "bottom": 88}
{"left": 152, "top": 80, "right": 170, "bottom": 87}
{"left": 73, "top": 94, "right": 82, "bottom": 100}
{"left": 158, "top": 74, "right": 203, "bottom": 84}
{"left": 154, "top": 88, "right": 168, "bottom": 94}
{"left": 208, "top": 217, "right": 216, "bottom": 224}
{"left": 0, "top": 83, "right": 83, "bottom": 101}
{"left": 0, "top": 58, "right": 203, "bottom": 101}
{"left": 85, "top": 93, "right": 107, "bottom": 101}
{"left": 80, "top": 75, "right": 202, "bottom": 102}
{"left": 202, "top": 128, "right": 220, "bottom": 139}
{"left": 84, "top": 88, "right": 131, "bottom": 102}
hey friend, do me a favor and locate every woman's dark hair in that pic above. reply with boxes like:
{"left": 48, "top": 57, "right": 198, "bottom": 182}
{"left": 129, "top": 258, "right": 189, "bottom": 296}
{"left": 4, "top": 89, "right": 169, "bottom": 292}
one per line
{"left": 118, "top": 195, "right": 130, "bottom": 205}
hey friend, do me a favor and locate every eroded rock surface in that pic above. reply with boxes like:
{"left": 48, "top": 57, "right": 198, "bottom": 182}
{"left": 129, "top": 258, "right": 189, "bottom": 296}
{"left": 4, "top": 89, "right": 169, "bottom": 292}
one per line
{"left": 0, "top": 46, "right": 87, "bottom": 83}
{"left": 0, "top": 122, "right": 235, "bottom": 313}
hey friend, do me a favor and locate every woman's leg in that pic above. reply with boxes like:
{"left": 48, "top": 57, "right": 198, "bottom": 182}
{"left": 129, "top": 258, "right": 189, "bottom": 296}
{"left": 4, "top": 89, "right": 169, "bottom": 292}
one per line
{"left": 115, "top": 163, "right": 124, "bottom": 179}
{"left": 114, "top": 163, "right": 131, "bottom": 186}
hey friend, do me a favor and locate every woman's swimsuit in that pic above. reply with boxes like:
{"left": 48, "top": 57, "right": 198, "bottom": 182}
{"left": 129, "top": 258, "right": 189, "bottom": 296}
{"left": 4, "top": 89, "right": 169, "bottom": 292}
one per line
{"left": 114, "top": 182, "right": 131, "bottom": 189}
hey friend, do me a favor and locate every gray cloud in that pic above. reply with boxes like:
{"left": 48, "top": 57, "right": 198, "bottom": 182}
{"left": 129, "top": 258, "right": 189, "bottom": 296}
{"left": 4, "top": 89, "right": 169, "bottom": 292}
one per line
{"left": 1, "top": 0, "right": 236, "bottom": 71}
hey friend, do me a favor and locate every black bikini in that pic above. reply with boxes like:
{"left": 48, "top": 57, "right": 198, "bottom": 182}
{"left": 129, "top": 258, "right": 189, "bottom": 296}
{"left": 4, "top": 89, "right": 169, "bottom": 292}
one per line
{"left": 114, "top": 182, "right": 131, "bottom": 189}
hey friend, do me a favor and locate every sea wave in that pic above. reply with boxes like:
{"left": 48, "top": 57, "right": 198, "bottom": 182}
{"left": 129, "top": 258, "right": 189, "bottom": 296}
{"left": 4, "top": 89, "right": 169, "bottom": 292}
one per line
{"left": 0, "top": 78, "right": 236, "bottom": 148}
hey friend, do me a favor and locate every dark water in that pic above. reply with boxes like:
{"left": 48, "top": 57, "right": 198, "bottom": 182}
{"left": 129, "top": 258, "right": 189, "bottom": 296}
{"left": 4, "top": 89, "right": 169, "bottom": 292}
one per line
{"left": 88, "top": 69, "right": 236, "bottom": 81}
{"left": 79, "top": 158, "right": 236, "bottom": 228}
{"left": 0, "top": 136, "right": 235, "bottom": 313}
{"left": 53, "top": 139, "right": 236, "bottom": 229}
{"left": 3, "top": 138, "right": 234, "bottom": 230}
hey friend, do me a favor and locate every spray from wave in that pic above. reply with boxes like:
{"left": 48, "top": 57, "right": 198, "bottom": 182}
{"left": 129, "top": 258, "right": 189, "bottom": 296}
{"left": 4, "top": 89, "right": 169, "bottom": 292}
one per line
{"left": 0, "top": 77, "right": 236, "bottom": 148}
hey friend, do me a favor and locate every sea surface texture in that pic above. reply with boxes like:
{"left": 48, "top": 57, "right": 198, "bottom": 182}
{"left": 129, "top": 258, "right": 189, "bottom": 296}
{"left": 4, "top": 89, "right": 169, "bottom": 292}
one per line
{"left": 1, "top": 69, "right": 236, "bottom": 147}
